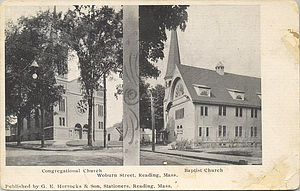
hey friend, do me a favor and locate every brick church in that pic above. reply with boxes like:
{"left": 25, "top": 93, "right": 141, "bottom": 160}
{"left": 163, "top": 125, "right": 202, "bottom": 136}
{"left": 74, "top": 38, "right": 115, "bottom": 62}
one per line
{"left": 163, "top": 30, "right": 262, "bottom": 148}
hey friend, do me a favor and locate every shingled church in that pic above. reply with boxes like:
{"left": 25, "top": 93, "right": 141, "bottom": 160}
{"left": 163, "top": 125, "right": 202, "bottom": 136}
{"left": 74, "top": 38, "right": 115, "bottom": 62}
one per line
{"left": 163, "top": 30, "right": 261, "bottom": 148}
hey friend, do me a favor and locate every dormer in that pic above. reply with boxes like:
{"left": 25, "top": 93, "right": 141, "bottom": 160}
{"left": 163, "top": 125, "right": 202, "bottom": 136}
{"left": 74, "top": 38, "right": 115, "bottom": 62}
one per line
{"left": 194, "top": 84, "right": 211, "bottom": 97}
{"left": 227, "top": 88, "right": 245, "bottom": 100}
{"left": 256, "top": 92, "right": 261, "bottom": 99}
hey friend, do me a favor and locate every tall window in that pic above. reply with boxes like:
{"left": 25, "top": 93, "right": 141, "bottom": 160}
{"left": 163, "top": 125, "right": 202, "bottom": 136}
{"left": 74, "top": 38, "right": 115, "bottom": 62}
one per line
{"left": 175, "top": 108, "right": 184, "bottom": 119}
{"left": 239, "top": 126, "right": 242, "bottom": 137}
{"left": 235, "top": 126, "right": 239, "bottom": 137}
{"left": 98, "top": 105, "right": 104, "bottom": 116}
{"left": 219, "top": 106, "right": 226, "bottom": 116}
{"left": 99, "top": 121, "right": 104, "bottom": 129}
{"left": 218, "top": 125, "right": 226, "bottom": 137}
{"left": 218, "top": 125, "right": 222, "bottom": 137}
{"left": 59, "top": 117, "right": 65, "bottom": 126}
{"left": 251, "top": 109, "right": 258, "bottom": 118}
{"left": 251, "top": 127, "right": 254, "bottom": 137}
{"left": 206, "top": 127, "right": 209, "bottom": 137}
{"left": 236, "top": 107, "right": 242, "bottom": 117}
{"left": 59, "top": 99, "right": 65, "bottom": 112}
{"left": 254, "top": 127, "right": 257, "bottom": 137}
{"left": 200, "top": 106, "right": 208, "bottom": 116}
{"left": 199, "top": 127, "right": 202, "bottom": 136}
{"left": 223, "top": 126, "right": 226, "bottom": 137}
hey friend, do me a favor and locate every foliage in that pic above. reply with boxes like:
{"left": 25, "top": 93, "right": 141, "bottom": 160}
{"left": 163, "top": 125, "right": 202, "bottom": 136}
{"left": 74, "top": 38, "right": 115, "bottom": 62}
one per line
{"left": 171, "top": 139, "right": 193, "bottom": 150}
{"left": 139, "top": 80, "right": 165, "bottom": 132}
{"left": 5, "top": 10, "right": 68, "bottom": 120}
{"left": 61, "top": 5, "right": 122, "bottom": 91}
{"left": 60, "top": 5, "right": 122, "bottom": 146}
{"left": 139, "top": 5, "right": 189, "bottom": 78}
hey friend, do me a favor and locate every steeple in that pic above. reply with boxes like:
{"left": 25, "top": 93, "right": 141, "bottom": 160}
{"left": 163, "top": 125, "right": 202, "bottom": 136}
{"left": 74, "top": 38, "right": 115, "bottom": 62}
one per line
{"left": 164, "top": 30, "right": 181, "bottom": 80}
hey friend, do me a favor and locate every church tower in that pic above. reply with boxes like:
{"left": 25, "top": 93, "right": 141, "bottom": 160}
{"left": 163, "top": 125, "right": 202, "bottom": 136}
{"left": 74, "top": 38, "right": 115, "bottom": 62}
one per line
{"left": 163, "top": 30, "right": 181, "bottom": 135}
{"left": 164, "top": 30, "right": 181, "bottom": 99}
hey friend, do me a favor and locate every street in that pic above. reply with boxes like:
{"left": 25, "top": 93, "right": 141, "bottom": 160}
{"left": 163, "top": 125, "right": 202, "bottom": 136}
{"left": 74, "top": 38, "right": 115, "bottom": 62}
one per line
{"left": 6, "top": 147, "right": 228, "bottom": 166}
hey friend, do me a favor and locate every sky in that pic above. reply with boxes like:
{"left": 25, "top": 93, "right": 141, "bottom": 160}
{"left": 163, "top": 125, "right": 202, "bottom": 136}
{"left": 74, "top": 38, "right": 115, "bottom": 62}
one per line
{"left": 148, "top": 5, "right": 260, "bottom": 86}
{"left": 5, "top": 5, "right": 261, "bottom": 128}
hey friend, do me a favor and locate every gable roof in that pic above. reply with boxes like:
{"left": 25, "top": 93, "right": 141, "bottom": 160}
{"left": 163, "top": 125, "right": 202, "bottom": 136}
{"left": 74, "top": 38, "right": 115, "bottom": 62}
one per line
{"left": 177, "top": 64, "right": 261, "bottom": 108}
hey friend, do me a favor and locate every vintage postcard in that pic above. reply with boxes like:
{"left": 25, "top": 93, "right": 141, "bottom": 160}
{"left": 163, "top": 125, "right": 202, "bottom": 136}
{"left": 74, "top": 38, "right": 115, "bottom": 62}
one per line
{"left": 0, "top": 0, "right": 299, "bottom": 190}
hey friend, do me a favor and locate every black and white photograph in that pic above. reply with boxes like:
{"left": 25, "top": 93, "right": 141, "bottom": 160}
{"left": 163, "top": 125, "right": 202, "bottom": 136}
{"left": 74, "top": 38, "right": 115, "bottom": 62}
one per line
{"left": 5, "top": 4, "right": 262, "bottom": 166}
{"left": 1, "top": 1, "right": 299, "bottom": 190}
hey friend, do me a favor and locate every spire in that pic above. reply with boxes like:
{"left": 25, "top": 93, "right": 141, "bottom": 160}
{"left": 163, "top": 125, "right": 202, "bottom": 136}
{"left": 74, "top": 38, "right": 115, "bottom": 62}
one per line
{"left": 164, "top": 30, "right": 181, "bottom": 80}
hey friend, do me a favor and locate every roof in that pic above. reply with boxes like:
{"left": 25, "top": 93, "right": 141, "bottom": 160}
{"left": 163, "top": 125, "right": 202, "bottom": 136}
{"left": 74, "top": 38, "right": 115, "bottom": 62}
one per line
{"left": 165, "top": 30, "right": 181, "bottom": 80}
{"left": 177, "top": 64, "right": 261, "bottom": 108}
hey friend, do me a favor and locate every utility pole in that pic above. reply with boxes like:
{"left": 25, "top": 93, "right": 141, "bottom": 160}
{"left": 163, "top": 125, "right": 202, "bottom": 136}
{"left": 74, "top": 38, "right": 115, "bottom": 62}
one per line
{"left": 40, "top": 101, "right": 45, "bottom": 147}
{"left": 103, "top": 71, "right": 107, "bottom": 148}
{"left": 149, "top": 90, "right": 155, "bottom": 152}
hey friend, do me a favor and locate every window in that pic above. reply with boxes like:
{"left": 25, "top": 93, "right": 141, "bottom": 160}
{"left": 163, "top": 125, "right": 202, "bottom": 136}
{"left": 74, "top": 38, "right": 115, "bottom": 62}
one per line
{"left": 59, "top": 117, "right": 65, "bottom": 126}
{"left": 218, "top": 125, "right": 222, "bottom": 137}
{"left": 251, "top": 109, "right": 258, "bottom": 118}
{"left": 219, "top": 125, "right": 226, "bottom": 137}
{"left": 59, "top": 99, "right": 65, "bottom": 112}
{"left": 108, "top": 134, "right": 111, "bottom": 141}
{"left": 251, "top": 127, "right": 254, "bottom": 137}
{"left": 254, "top": 127, "right": 258, "bottom": 137}
{"left": 200, "top": 106, "right": 208, "bottom": 116}
{"left": 236, "top": 107, "right": 243, "bottom": 117}
{"left": 174, "top": 82, "right": 184, "bottom": 98}
{"left": 239, "top": 126, "right": 242, "bottom": 137}
{"left": 236, "top": 126, "right": 243, "bottom": 137}
{"left": 219, "top": 106, "right": 226, "bottom": 116}
{"left": 199, "top": 127, "right": 202, "bottom": 136}
{"left": 223, "top": 126, "right": 226, "bottom": 137}
{"left": 193, "top": 84, "right": 211, "bottom": 97}
{"left": 206, "top": 127, "right": 209, "bottom": 137}
{"left": 99, "top": 122, "right": 104, "bottom": 129}
{"left": 175, "top": 108, "right": 184, "bottom": 119}
{"left": 98, "top": 105, "right": 104, "bottom": 116}
{"left": 227, "top": 88, "right": 245, "bottom": 100}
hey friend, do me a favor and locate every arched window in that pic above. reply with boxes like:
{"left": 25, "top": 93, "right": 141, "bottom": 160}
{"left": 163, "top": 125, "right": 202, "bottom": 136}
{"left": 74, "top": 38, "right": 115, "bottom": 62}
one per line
{"left": 174, "top": 81, "right": 184, "bottom": 98}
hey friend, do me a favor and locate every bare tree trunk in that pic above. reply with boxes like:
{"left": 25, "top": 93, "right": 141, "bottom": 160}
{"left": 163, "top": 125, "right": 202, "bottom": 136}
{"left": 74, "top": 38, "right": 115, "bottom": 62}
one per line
{"left": 17, "top": 114, "right": 22, "bottom": 146}
{"left": 87, "top": 89, "right": 93, "bottom": 146}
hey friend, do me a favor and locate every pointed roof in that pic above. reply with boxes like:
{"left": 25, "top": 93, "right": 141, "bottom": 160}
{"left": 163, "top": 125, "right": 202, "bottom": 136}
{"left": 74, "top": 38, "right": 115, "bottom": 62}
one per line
{"left": 164, "top": 30, "right": 181, "bottom": 80}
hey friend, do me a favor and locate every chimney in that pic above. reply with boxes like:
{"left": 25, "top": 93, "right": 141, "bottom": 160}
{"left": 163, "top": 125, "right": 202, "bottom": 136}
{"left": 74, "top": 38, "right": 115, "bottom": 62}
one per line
{"left": 215, "top": 62, "right": 224, "bottom": 75}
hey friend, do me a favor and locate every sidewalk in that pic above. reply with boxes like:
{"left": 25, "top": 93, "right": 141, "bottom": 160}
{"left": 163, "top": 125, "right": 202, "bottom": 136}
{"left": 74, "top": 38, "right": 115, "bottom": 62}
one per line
{"left": 6, "top": 141, "right": 84, "bottom": 151}
{"left": 6, "top": 140, "right": 122, "bottom": 151}
{"left": 141, "top": 145, "right": 262, "bottom": 165}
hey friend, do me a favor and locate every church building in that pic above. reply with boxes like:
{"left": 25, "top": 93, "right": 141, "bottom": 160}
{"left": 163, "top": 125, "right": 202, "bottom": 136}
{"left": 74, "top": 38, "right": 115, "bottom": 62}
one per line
{"left": 8, "top": 73, "right": 105, "bottom": 142}
{"left": 163, "top": 30, "right": 261, "bottom": 148}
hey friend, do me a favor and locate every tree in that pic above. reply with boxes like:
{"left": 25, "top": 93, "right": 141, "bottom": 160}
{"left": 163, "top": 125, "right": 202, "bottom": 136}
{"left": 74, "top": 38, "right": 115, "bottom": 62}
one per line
{"left": 5, "top": 9, "right": 68, "bottom": 146}
{"left": 139, "top": 5, "right": 189, "bottom": 78}
{"left": 139, "top": 80, "right": 165, "bottom": 133}
{"left": 60, "top": 6, "right": 122, "bottom": 146}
